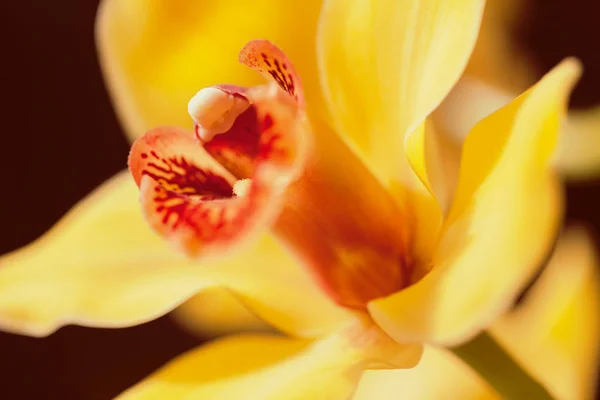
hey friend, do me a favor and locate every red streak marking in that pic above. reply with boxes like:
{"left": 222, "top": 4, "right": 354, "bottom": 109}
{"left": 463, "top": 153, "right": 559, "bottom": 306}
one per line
{"left": 140, "top": 153, "right": 235, "bottom": 239}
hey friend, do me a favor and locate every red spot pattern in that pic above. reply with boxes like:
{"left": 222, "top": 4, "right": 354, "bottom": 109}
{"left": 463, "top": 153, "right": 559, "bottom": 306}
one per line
{"left": 239, "top": 40, "right": 304, "bottom": 107}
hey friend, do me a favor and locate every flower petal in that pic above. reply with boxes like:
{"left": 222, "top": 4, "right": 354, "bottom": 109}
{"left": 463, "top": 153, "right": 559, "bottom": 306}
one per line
{"left": 96, "top": 0, "right": 323, "bottom": 141}
{"left": 0, "top": 172, "right": 211, "bottom": 336}
{"left": 436, "top": 78, "right": 600, "bottom": 182}
{"left": 555, "top": 106, "right": 600, "bottom": 180}
{"left": 492, "top": 227, "right": 600, "bottom": 400}
{"left": 369, "top": 59, "right": 581, "bottom": 345}
{"left": 353, "top": 347, "right": 492, "bottom": 400}
{"left": 404, "top": 120, "right": 462, "bottom": 214}
{"left": 117, "top": 322, "right": 422, "bottom": 400}
{"left": 272, "top": 117, "right": 412, "bottom": 309}
{"left": 356, "top": 229, "right": 600, "bottom": 400}
{"left": 433, "top": 77, "right": 514, "bottom": 144}
{"left": 317, "top": 0, "right": 485, "bottom": 183}
{"left": 0, "top": 172, "right": 351, "bottom": 337}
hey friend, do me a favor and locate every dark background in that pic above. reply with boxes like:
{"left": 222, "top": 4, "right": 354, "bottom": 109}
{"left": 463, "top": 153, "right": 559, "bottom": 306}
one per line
{"left": 0, "top": 0, "right": 599, "bottom": 399}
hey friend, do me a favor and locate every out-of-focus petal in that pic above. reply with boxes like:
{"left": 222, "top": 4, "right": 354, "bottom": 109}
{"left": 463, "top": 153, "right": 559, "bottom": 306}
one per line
{"left": 433, "top": 77, "right": 514, "bottom": 142}
{"left": 0, "top": 172, "right": 352, "bottom": 338}
{"left": 273, "top": 117, "right": 411, "bottom": 309}
{"left": 369, "top": 59, "right": 581, "bottom": 345}
{"left": 96, "top": 0, "right": 323, "bottom": 141}
{"left": 493, "top": 227, "right": 600, "bottom": 400}
{"left": 0, "top": 172, "right": 211, "bottom": 336}
{"left": 317, "top": 0, "right": 485, "bottom": 183}
{"left": 353, "top": 347, "right": 493, "bottom": 400}
{"left": 172, "top": 288, "right": 271, "bottom": 338}
{"left": 555, "top": 106, "right": 600, "bottom": 180}
{"left": 117, "top": 323, "right": 423, "bottom": 400}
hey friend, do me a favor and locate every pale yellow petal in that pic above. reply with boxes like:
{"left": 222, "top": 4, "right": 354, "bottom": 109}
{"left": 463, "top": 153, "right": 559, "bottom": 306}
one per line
{"left": 369, "top": 59, "right": 581, "bottom": 345}
{"left": 208, "top": 241, "right": 354, "bottom": 338}
{"left": 96, "top": 0, "right": 323, "bottom": 142}
{"left": 492, "top": 227, "right": 600, "bottom": 400}
{"left": 0, "top": 172, "right": 351, "bottom": 337}
{"left": 317, "top": 0, "right": 485, "bottom": 183}
{"left": 433, "top": 77, "right": 514, "bottom": 142}
{"left": 555, "top": 106, "right": 600, "bottom": 180}
{"left": 118, "top": 323, "right": 422, "bottom": 400}
{"left": 354, "top": 346, "right": 494, "bottom": 400}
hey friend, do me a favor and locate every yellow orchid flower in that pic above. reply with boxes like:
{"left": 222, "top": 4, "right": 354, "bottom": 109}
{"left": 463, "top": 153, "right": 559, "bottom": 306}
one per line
{"left": 353, "top": 227, "right": 600, "bottom": 400}
{"left": 0, "top": 0, "right": 584, "bottom": 397}
{"left": 436, "top": 0, "right": 600, "bottom": 180}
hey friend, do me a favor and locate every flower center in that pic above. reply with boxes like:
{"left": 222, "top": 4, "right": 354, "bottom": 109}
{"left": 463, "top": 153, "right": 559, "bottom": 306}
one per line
{"left": 189, "top": 86, "right": 412, "bottom": 310}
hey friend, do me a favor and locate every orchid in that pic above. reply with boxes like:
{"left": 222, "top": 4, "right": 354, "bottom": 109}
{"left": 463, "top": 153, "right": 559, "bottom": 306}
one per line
{"left": 0, "top": 0, "right": 587, "bottom": 398}
{"left": 435, "top": 0, "right": 600, "bottom": 180}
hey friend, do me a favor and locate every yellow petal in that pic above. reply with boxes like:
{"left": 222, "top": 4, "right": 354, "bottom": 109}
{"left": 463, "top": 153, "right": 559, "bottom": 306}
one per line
{"left": 0, "top": 171, "right": 351, "bottom": 337}
{"left": 357, "top": 229, "right": 600, "bottom": 400}
{"left": 369, "top": 59, "right": 581, "bottom": 345}
{"left": 172, "top": 289, "right": 271, "bottom": 338}
{"left": 354, "top": 346, "right": 493, "bottom": 400}
{"left": 118, "top": 322, "right": 422, "bottom": 400}
{"left": 436, "top": 78, "right": 600, "bottom": 181}
{"left": 96, "top": 0, "right": 323, "bottom": 142}
{"left": 492, "top": 227, "right": 600, "bottom": 400}
{"left": 555, "top": 106, "right": 600, "bottom": 180}
{"left": 317, "top": 0, "right": 485, "bottom": 183}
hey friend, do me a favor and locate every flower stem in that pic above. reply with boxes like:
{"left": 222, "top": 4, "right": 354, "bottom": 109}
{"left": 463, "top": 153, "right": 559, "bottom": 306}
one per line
{"left": 450, "top": 332, "right": 554, "bottom": 399}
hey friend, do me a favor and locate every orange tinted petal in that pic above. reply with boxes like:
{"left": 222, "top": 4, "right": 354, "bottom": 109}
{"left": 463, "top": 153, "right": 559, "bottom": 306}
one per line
{"left": 273, "top": 118, "right": 410, "bottom": 309}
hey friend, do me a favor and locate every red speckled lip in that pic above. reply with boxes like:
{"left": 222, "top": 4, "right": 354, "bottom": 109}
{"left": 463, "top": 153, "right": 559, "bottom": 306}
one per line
{"left": 128, "top": 83, "right": 308, "bottom": 258}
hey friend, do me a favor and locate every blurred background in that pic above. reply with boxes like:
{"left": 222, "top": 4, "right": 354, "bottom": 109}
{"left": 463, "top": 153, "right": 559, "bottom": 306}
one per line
{"left": 0, "top": 0, "right": 599, "bottom": 398}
